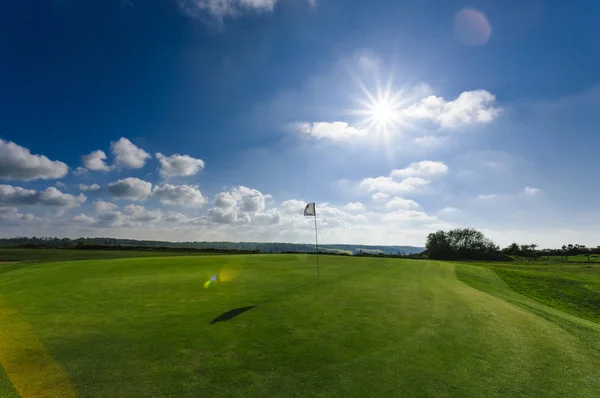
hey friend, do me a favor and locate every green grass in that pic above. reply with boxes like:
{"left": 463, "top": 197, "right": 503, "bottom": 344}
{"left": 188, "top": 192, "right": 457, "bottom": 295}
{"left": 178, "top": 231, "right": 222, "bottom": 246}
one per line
{"left": 1, "top": 255, "right": 599, "bottom": 397}
{"left": 466, "top": 262, "right": 600, "bottom": 323}
{"left": 0, "top": 248, "right": 223, "bottom": 263}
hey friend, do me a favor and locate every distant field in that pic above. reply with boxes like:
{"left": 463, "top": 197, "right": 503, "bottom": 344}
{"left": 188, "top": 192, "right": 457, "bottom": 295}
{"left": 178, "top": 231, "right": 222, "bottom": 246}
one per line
{"left": 1, "top": 254, "right": 599, "bottom": 397}
{"left": 531, "top": 254, "right": 600, "bottom": 263}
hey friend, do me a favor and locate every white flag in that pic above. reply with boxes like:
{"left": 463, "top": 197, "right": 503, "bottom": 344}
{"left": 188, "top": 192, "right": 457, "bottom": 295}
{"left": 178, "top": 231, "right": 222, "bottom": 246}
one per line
{"left": 304, "top": 202, "right": 316, "bottom": 216}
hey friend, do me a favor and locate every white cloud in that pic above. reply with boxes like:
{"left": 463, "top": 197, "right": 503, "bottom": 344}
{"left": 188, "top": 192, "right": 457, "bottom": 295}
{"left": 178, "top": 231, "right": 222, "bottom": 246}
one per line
{"left": 93, "top": 200, "right": 118, "bottom": 213}
{"left": 81, "top": 150, "right": 111, "bottom": 171}
{"left": 360, "top": 176, "right": 429, "bottom": 195}
{"left": 413, "top": 136, "right": 446, "bottom": 147}
{"left": 404, "top": 90, "right": 501, "bottom": 129}
{"left": 0, "top": 139, "right": 68, "bottom": 181}
{"left": 164, "top": 212, "right": 187, "bottom": 223}
{"left": 292, "top": 121, "right": 366, "bottom": 140}
{"left": 110, "top": 138, "right": 151, "bottom": 169}
{"left": 177, "top": 0, "right": 279, "bottom": 19}
{"left": 478, "top": 194, "right": 498, "bottom": 200}
{"left": 124, "top": 204, "right": 163, "bottom": 222}
{"left": 55, "top": 181, "right": 66, "bottom": 189}
{"left": 523, "top": 187, "right": 541, "bottom": 196}
{"left": 439, "top": 207, "right": 461, "bottom": 214}
{"left": 0, "top": 185, "right": 85, "bottom": 208}
{"left": 93, "top": 211, "right": 129, "bottom": 228}
{"left": 380, "top": 209, "right": 438, "bottom": 224}
{"left": 233, "top": 186, "right": 266, "bottom": 213}
{"left": 72, "top": 214, "right": 95, "bottom": 224}
{"left": 203, "top": 186, "right": 272, "bottom": 224}
{"left": 108, "top": 178, "right": 153, "bottom": 201}
{"left": 215, "top": 192, "right": 238, "bottom": 209}
{"left": 385, "top": 197, "right": 419, "bottom": 210}
{"left": 74, "top": 167, "right": 89, "bottom": 176}
{"left": 281, "top": 199, "right": 307, "bottom": 215}
{"left": 371, "top": 192, "right": 389, "bottom": 201}
{"left": 79, "top": 184, "right": 102, "bottom": 193}
{"left": 390, "top": 161, "right": 448, "bottom": 178}
{"left": 152, "top": 184, "right": 207, "bottom": 206}
{"left": 344, "top": 202, "right": 364, "bottom": 212}
{"left": 156, "top": 153, "right": 205, "bottom": 178}
{"left": 0, "top": 207, "right": 36, "bottom": 226}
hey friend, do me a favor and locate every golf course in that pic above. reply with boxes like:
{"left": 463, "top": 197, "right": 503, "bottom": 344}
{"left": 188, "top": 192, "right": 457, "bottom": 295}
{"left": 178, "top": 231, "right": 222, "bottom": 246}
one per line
{"left": 1, "top": 252, "right": 599, "bottom": 397}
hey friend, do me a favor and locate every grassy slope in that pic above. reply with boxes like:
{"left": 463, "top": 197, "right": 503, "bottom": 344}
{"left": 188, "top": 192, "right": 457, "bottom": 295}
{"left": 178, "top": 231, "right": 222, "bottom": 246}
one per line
{"left": 0, "top": 256, "right": 599, "bottom": 397}
{"left": 463, "top": 262, "right": 600, "bottom": 323}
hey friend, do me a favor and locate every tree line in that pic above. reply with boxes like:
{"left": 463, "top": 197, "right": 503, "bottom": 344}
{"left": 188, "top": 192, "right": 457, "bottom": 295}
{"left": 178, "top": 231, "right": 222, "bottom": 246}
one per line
{"left": 425, "top": 228, "right": 600, "bottom": 261}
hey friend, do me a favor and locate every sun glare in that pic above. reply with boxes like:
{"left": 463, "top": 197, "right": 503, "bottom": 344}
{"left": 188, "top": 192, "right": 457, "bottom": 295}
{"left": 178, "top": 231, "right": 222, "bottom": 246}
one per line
{"left": 348, "top": 73, "right": 412, "bottom": 135}
{"left": 372, "top": 101, "right": 394, "bottom": 124}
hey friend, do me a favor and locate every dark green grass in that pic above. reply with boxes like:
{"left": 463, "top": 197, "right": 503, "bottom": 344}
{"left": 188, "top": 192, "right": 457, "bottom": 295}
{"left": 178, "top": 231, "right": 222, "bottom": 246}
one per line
{"left": 535, "top": 254, "right": 600, "bottom": 263}
{"left": 0, "top": 248, "right": 221, "bottom": 263}
{"left": 1, "top": 255, "right": 600, "bottom": 397}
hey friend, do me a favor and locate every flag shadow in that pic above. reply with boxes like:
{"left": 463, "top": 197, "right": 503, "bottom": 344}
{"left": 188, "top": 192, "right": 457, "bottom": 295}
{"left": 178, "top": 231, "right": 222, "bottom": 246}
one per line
{"left": 209, "top": 279, "right": 317, "bottom": 324}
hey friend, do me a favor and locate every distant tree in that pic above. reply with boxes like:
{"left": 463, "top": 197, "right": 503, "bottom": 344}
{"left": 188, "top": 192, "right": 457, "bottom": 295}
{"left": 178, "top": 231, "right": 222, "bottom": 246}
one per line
{"left": 502, "top": 242, "right": 520, "bottom": 256}
{"left": 426, "top": 228, "right": 502, "bottom": 260}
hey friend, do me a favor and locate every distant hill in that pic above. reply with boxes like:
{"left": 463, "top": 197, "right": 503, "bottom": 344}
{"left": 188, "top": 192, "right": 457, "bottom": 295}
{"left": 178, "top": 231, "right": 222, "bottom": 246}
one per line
{"left": 0, "top": 237, "right": 424, "bottom": 255}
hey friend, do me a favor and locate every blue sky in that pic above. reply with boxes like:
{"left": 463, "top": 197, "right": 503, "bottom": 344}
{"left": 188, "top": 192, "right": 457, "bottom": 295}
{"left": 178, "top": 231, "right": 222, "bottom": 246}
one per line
{"left": 1, "top": 0, "right": 600, "bottom": 247}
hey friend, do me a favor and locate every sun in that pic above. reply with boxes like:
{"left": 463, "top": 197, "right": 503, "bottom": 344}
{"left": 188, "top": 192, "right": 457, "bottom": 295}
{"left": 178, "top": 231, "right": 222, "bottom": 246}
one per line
{"left": 371, "top": 101, "right": 394, "bottom": 124}
{"left": 348, "top": 74, "right": 412, "bottom": 135}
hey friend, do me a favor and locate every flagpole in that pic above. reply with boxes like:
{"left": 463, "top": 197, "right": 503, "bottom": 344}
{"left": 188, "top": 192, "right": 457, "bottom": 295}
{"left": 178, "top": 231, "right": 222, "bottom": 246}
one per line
{"left": 314, "top": 212, "right": 320, "bottom": 278}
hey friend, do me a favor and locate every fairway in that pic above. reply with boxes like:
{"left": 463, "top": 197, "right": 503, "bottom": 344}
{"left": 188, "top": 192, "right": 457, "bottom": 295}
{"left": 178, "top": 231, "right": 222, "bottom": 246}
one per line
{"left": 1, "top": 255, "right": 599, "bottom": 397}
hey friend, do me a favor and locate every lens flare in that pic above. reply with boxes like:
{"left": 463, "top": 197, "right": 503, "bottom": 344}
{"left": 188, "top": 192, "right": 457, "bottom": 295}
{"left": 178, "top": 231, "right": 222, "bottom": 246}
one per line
{"left": 219, "top": 259, "right": 244, "bottom": 282}
{"left": 204, "top": 275, "right": 218, "bottom": 288}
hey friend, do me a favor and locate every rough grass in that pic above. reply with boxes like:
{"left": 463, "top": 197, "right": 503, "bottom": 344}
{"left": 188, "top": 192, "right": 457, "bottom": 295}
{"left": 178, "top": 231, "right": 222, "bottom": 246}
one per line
{"left": 1, "top": 255, "right": 599, "bottom": 397}
{"left": 465, "top": 262, "right": 600, "bottom": 323}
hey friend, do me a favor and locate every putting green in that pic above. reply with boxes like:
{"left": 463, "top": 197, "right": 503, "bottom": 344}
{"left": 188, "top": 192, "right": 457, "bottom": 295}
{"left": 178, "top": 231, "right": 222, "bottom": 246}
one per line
{"left": 0, "top": 255, "right": 599, "bottom": 397}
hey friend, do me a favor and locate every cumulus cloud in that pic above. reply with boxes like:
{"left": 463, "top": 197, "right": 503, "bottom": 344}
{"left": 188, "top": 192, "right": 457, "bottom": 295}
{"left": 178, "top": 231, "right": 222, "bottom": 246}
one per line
{"left": 124, "top": 204, "right": 163, "bottom": 222}
{"left": 380, "top": 209, "right": 438, "bottom": 224}
{"left": 439, "top": 207, "right": 461, "bottom": 214}
{"left": 177, "top": 0, "right": 279, "bottom": 19}
{"left": 108, "top": 178, "right": 153, "bottom": 201}
{"left": 203, "top": 186, "right": 272, "bottom": 224}
{"left": 164, "top": 212, "right": 187, "bottom": 223}
{"left": 156, "top": 153, "right": 205, "bottom": 178}
{"left": 234, "top": 186, "right": 266, "bottom": 213}
{"left": 413, "top": 136, "right": 446, "bottom": 147}
{"left": 0, "top": 207, "right": 36, "bottom": 225}
{"left": 344, "top": 202, "right": 364, "bottom": 212}
{"left": 0, "top": 139, "right": 68, "bottom": 181}
{"left": 74, "top": 167, "right": 89, "bottom": 176}
{"left": 79, "top": 184, "right": 102, "bottom": 193}
{"left": 110, "top": 138, "right": 151, "bottom": 169}
{"left": 390, "top": 161, "right": 448, "bottom": 178}
{"left": 385, "top": 197, "right": 419, "bottom": 210}
{"left": 0, "top": 185, "right": 85, "bottom": 208}
{"left": 292, "top": 122, "right": 366, "bottom": 140}
{"left": 523, "top": 187, "right": 541, "bottom": 196}
{"left": 371, "top": 192, "right": 389, "bottom": 201}
{"left": 152, "top": 184, "right": 207, "bottom": 206}
{"left": 215, "top": 192, "right": 237, "bottom": 209}
{"left": 404, "top": 90, "right": 501, "bottom": 129}
{"left": 81, "top": 150, "right": 111, "bottom": 171}
{"left": 93, "top": 200, "right": 118, "bottom": 213}
{"left": 281, "top": 199, "right": 307, "bottom": 215}
{"left": 93, "top": 211, "right": 129, "bottom": 228}
{"left": 360, "top": 176, "right": 429, "bottom": 195}
{"left": 72, "top": 214, "right": 95, "bottom": 224}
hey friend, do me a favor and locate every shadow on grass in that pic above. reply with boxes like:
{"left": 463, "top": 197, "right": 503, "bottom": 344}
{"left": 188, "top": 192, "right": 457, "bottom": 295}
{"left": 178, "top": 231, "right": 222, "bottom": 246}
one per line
{"left": 210, "top": 279, "right": 317, "bottom": 324}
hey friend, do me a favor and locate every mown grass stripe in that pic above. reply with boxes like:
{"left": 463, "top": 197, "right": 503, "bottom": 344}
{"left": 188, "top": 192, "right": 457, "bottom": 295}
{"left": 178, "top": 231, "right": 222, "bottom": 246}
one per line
{"left": 0, "top": 297, "right": 76, "bottom": 398}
